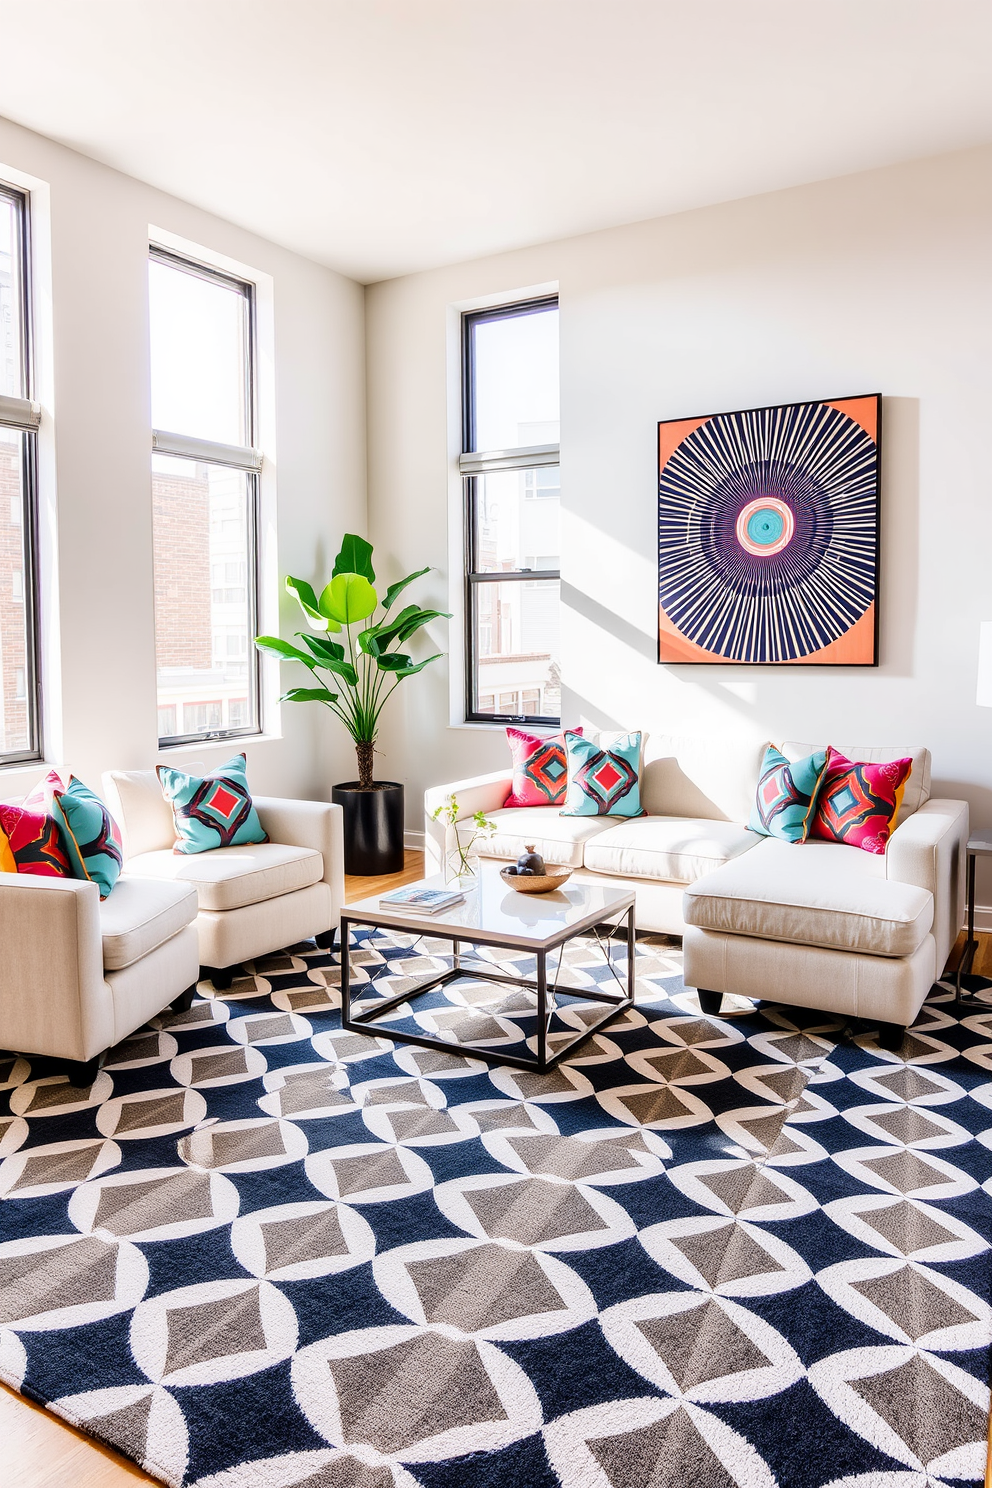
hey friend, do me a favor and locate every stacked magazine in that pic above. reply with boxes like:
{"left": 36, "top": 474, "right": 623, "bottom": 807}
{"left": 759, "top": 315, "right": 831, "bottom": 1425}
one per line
{"left": 379, "top": 885, "right": 467, "bottom": 915}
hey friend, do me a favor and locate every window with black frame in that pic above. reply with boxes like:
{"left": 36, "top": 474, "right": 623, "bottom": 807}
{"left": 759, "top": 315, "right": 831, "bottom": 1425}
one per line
{"left": 461, "top": 297, "right": 560, "bottom": 725}
{"left": 148, "top": 247, "right": 261, "bottom": 747}
{"left": 0, "top": 183, "right": 42, "bottom": 765}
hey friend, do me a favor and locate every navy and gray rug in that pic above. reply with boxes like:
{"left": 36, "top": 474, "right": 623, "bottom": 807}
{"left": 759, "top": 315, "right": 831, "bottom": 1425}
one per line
{"left": 0, "top": 928, "right": 990, "bottom": 1488}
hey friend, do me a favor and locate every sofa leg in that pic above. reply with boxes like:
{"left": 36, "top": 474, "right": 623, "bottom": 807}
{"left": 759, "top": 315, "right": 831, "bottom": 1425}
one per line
{"left": 314, "top": 929, "right": 336, "bottom": 951}
{"left": 65, "top": 1050, "right": 105, "bottom": 1087}
{"left": 172, "top": 983, "right": 197, "bottom": 1013}
{"left": 878, "top": 1021, "right": 906, "bottom": 1052}
{"left": 697, "top": 989, "right": 724, "bottom": 1016}
{"left": 205, "top": 966, "right": 235, "bottom": 991}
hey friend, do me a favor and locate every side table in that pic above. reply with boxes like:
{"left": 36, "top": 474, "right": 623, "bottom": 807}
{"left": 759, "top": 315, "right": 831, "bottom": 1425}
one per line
{"left": 955, "top": 835, "right": 992, "bottom": 1011}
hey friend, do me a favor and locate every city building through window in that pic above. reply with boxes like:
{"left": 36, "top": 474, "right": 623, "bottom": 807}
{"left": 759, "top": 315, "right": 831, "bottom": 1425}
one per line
{"left": 148, "top": 246, "right": 260, "bottom": 745}
{"left": 0, "top": 183, "right": 41, "bottom": 764}
{"left": 461, "top": 297, "right": 560, "bottom": 725}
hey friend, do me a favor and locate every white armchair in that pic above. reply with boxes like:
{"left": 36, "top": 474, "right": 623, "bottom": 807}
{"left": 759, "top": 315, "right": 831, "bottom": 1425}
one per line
{"left": 103, "top": 771, "right": 345, "bottom": 988}
{"left": 0, "top": 870, "right": 199, "bottom": 1085}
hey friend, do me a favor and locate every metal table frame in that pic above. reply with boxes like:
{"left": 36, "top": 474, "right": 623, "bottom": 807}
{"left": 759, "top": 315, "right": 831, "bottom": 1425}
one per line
{"left": 955, "top": 836, "right": 992, "bottom": 1012}
{"left": 340, "top": 899, "right": 636, "bottom": 1073}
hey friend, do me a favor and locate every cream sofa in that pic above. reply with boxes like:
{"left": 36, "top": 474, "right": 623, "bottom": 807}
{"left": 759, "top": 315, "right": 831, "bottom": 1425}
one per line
{"left": 0, "top": 871, "right": 199, "bottom": 1083}
{"left": 104, "top": 771, "right": 345, "bottom": 987}
{"left": 424, "top": 734, "right": 968, "bottom": 1047}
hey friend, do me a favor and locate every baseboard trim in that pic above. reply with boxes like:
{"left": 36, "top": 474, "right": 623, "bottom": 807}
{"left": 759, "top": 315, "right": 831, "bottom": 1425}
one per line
{"left": 966, "top": 904, "right": 992, "bottom": 933}
{"left": 404, "top": 830, "right": 425, "bottom": 852}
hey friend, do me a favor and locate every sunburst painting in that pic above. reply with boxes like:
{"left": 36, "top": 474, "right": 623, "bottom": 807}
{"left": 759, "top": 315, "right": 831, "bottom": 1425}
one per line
{"left": 657, "top": 394, "right": 881, "bottom": 665}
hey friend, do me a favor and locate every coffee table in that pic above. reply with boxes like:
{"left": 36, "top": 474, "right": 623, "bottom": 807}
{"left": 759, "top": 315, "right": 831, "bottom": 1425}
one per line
{"left": 340, "top": 862, "right": 636, "bottom": 1072}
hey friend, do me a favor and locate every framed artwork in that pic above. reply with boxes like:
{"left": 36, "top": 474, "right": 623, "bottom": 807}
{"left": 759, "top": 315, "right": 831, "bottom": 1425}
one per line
{"left": 657, "top": 394, "right": 881, "bottom": 665}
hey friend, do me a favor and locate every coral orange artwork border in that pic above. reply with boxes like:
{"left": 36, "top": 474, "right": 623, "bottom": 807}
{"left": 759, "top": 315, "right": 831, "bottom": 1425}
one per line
{"left": 657, "top": 394, "right": 879, "bottom": 666}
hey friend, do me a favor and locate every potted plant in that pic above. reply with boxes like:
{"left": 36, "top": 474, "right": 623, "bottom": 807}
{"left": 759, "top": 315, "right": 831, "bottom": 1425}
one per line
{"left": 255, "top": 534, "right": 449, "bottom": 875}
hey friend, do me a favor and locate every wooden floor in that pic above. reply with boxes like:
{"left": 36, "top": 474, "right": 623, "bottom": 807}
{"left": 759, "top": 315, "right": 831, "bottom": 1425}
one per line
{"left": 3, "top": 880, "right": 991, "bottom": 1487}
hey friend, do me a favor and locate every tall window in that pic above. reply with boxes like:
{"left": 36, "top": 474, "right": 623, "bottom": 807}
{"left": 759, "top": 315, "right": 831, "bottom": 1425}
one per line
{"left": 0, "top": 184, "right": 41, "bottom": 764}
{"left": 461, "top": 297, "right": 560, "bottom": 724}
{"left": 148, "top": 247, "right": 260, "bottom": 745}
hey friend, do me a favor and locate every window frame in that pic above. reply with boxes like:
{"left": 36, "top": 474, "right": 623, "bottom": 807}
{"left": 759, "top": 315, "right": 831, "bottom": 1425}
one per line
{"left": 460, "top": 295, "right": 560, "bottom": 728}
{"left": 0, "top": 181, "right": 42, "bottom": 767}
{"left": 148, "top": 244, "right": 262, "bottom": 749}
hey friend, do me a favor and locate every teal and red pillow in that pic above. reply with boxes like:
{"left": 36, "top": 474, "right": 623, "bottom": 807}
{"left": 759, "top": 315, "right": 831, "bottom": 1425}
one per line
{"left": 24, "top": 771, "right": 123, "bottom": 899}
{"left": 0, "top": 800, "right": 73, "bottom": 881}
{"left": 158, "top": 753, "right": 268, "bottom": 855}
{"left": 504, "top": 726, "right": 583, "bottom": 808}
{"left": 749, "top": 744, "right": 827, "bottom": 844}
{"left": 810, "top": 748, "right": 913, "bottom": 855}
{"left": 561, "top": 731, "right": 643, "bottom": 818}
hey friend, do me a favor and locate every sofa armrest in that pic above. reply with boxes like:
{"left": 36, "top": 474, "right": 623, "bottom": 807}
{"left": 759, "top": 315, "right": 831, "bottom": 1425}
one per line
{"left": 253, "top": 797, "right": 345, "bottom": 913}
{"left": 886, "top": 798, "right": 969, "bottom": 974}
{"left": 423, "top": 771, "right": 513, "bottom": 873}
{"left": 0, "top": 875, "right": 112, "bottom": 1061}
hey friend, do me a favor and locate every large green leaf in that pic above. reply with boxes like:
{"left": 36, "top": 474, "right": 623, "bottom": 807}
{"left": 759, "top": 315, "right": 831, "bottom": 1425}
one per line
{"left": 318, "top": 657, "right": 359, "bottom": 687}
{"left": 319, "top": 573, "right": 378, "bottom": 626}
{"left": 376, "top": 652, "right": 443, "bottom": 677}
{"left": 295, "top": 632, "right": 346, "bottom": 664}
{"left": 286, "top": 575, "right": 341, "bottom": 633}
{"left": 332, "top": 534, "right": 375, "bottom": 582}
{"left": 391, "top": 607, "right": 452, "bottom": 644}
{"left": 280, "top": 686, "right": 340, "bottom": 705}
{"left": 254, "top": 636, "right": 317, "bottom": 668}
{"left": 382, "top": 566, "right": 431, "bottom": 611}
{"left": 358, "top": 604, "right": 437, "bottom": 657}
{"left": 358, "top": 601, "right": 416, "bottom": 654}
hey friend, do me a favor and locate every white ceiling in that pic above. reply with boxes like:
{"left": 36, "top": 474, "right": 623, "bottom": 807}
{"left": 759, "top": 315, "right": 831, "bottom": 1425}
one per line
{"left": 1, "top": 0, "right": 991, "bottom": 283}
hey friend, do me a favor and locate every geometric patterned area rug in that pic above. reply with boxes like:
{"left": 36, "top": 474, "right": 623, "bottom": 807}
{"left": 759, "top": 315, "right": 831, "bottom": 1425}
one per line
{"left": 1, "top": 927, "right": 990, "bottom": 1488}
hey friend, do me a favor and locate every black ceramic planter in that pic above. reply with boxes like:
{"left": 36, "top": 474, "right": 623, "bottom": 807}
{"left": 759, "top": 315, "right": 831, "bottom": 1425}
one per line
{"left": 332, "top": 781, "right": 405, "bottom": 876}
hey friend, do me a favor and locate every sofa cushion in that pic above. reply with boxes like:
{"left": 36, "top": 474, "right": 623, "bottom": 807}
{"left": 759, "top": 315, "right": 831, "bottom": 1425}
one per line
{"left": 781, "top": 741, "right": 930, "bottom": 825}
{"left": 125, "top": 842, "right": 324, "bottom": 912}
{"left": 682, "top": 837, "right": 933, "bottom": 958}
{"left": 475, "top": 807, "right": 616, "bottom": 868}
{"left": 584, "top": 817, "right": 761, "bottom": 884}
{"left": 100, "top": 876, "right": 198, "bottom": 971}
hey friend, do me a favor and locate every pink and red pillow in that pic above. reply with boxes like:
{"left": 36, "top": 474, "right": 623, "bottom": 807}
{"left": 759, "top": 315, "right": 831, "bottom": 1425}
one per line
{"left": 810, "top": 748, "right": 913, "bottom": 855}
{"left": 0, "top": 800, "right": 73, "bottom": 880}
{"left": 24, "top": 770, "right": 123, "bottom": 899}
{"left": 504, "top": 727, "right": 582, "bottom": 808}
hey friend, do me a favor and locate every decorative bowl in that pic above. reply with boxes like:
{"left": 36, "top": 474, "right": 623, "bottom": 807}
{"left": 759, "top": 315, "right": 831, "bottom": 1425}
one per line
{"left": 500, "top": 865, "right": 573, "bottom": 894}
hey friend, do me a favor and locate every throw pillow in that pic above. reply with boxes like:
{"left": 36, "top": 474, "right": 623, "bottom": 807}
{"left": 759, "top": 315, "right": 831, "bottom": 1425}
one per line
{"left": 504, "top": 726, "right": 583, "bottom": 808}
{"left": 158, "top": 753, "right": 268, "bottom": 855}
{"left": 24, "top": 771, "right": 124, "bottom": 899}
{"left": 810, "top": 747, "right": 913, "bottom": 855}
{"left": 0, "top": 800, "right": 74, "bottom": 880}
{"left": 561, "top": 730, "right": 644, "bottom": 818}
{"left": 749, "top": 744, "right": 827, "bottom": 844}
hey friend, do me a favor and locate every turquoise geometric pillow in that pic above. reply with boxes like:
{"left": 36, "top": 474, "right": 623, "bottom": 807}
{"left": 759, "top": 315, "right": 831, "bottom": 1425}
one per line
{"left": 561, "top": 731, "right": 644, "bottom": 817}
{"left": 22, "top": 771, "right": 123, "bottom": 898}
{"left": 749, "top": 744, "right": 827, "bottom": 844}
{"left": 157, "top": 753, "right": 268, "bottom": 856}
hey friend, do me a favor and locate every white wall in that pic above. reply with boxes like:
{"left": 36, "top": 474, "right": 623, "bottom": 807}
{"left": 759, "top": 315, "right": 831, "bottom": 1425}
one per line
{"left": 0, "top": 113, "right": 366, "bottom": 804}
{"left": 366, "top": 144, "right": 992, "bottom": 898}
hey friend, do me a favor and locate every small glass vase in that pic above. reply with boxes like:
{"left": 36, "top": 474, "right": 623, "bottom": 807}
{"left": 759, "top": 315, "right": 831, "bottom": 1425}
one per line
{"left": 443, "top": 837, "right": 479, "bottom": 888}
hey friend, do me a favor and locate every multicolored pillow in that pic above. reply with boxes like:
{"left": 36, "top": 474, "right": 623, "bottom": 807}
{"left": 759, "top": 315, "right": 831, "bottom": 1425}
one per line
{"left": 561, "top": 731, "right": 644, "bottom": 818}
{"left": 504, "top": 726, "right": 583, "bottom": 808}
{"left": 158, "top": 753, "right": 268, "bottom": 855}
{"left": 810, "top": 748, "right": 913, "bottom": 855}
{"left": 23, "top": 771, "right": 124, "bottom": 899}
{"left": 0, "top": 800, "right": 73, "bottom": 880}
{"left": 749, "top": 744, "right": 827, "bottom": 844}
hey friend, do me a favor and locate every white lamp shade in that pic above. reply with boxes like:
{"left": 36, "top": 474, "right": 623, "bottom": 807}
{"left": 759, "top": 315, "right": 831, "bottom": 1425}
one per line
{"left": 978, "top": 623, "right": 992, "bottom": 706}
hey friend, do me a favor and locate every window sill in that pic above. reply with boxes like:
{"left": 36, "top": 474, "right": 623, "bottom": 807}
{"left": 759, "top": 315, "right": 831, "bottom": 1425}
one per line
{"left": 447, "top": 721, "right": 561, "bottom": 733}
{"left": 156, "top": 732, "right": 281, "bottom": 760}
